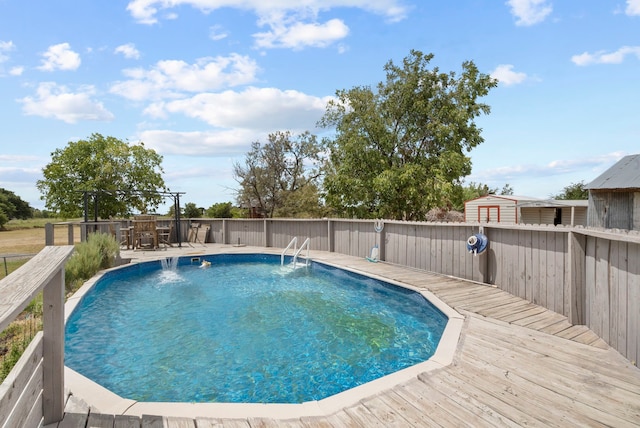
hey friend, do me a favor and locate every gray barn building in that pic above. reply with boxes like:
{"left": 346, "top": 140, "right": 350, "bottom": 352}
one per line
{"left": 586, "top": 154, "right": 640, "bottom": 230}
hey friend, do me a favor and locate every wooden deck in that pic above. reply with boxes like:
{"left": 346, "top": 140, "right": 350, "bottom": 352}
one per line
{"left": 50, "top": 247, "right": 640, "bottom": 427}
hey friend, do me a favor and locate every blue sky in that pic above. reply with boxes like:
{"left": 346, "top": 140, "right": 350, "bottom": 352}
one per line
{"left": 0, "top": 0, "right": 638, "bottom": 212}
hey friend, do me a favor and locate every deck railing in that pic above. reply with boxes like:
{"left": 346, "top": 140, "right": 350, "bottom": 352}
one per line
{"left": 0, "top": 245, "right": 74, "bottom": 426}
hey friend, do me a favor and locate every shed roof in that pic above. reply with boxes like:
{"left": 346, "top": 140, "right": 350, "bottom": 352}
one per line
{"left": 586, "top": 154, "right": 640, "bottom": 190}
{"left": 465, "top": 194, "right": 541, "bottom": 204}
{"left": 518, "top": 199, "right": 588, "bottom": 208}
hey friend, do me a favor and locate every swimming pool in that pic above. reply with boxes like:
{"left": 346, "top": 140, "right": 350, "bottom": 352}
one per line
{"left": 65, "top": 254, "right": 448, "bottom": 403}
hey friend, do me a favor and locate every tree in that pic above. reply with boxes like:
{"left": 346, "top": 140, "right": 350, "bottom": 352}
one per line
{"left": 0, "top": 209, "right": 8, "bottom": 229}
{"left": 320, "top": 50, "right": 497, "bottom": 220}
{"left": 206, "top": 202, "right": 234, "bottom": 218}
{"left": 0, "top": 188, "right": 32, "bottom": 219}
{"left": 37, "top": 134, "right": 168, "bottom": 218}
{"left": 183, "top": 202, "right": 202, "bottom": 218}
{"left": 450, "top": 182, "right": 497, "bottom": 211}
{"left": 233, "top": 131, "right": 323, "bottom": 218}
{"left": 500, "top": 184, "right": 514, "bottom": 196}
{"left": 552, "top": 181, "right": 588, "bottom": 200}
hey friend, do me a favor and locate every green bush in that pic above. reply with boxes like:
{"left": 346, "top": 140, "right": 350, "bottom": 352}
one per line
{"left": 87, "top": 232, "right": 120, "bottom": 269}
{"left": 65, "top": 232, "right": 119, "bottom": 293}
{"left": 1, "top": 345, "right": 24, "bottom": 381}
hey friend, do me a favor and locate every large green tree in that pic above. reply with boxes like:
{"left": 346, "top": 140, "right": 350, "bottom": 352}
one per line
{"left": 206, "top": 202, "right": 234, "bottom": 218}
{"left": 183, "top": 202, "right": 202, "bottom": 218}
{"left": 233, "top": 130, "right": 323, "bottom": 218}
{"left": 0, "top": 188, "right": 32, "bottom": 220}
{"left": 320, "top": 50, "right": 497, "bottom": 220}
{"left": 37, "top": 133, "right": 168, "bottom": 218}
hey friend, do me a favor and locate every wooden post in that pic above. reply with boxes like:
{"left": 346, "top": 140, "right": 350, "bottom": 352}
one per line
{"left": 378, "top": 224, "right": 386, "bottom": 262}
{"left": 67, "top": 223, "right": 75, "bottom": 245}
{"left": 42, "top": 261, "right": 67, "bottom": 424}
{"left": 478, "top": 225, "right": 491, "bottom": 284}
{"left": 327, "top": 219, "right": 334, "bottom": 253}
{"left": 567, "top": 231, "right": 586, "bottom": 325}
{"left": 45, "top": 223, "right": 54, "bottom": 246}
{"left": 222, "top": 219, "right": 228, "bottom": 245}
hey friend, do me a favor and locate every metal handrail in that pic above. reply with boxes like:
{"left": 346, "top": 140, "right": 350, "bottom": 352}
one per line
{"left": 292, "top": 237, "right": 310, "bottom": 268}
{"left": 281, "top": 237, "right": 297, "bottom": 266}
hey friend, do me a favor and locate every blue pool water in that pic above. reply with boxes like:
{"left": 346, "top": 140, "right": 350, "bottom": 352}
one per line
{"left": 65, "top": 254, "right": 448, "bottom": 403}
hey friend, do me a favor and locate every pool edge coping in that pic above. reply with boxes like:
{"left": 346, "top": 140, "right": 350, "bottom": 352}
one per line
{"left": 63, "top": 250, "right": 464, "bottom": 419}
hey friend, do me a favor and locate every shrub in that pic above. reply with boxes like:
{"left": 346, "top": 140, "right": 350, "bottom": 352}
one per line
{"left": 65, "top": 232, "right": 119, "bottom": 293}
{"left": 87, "top": 232, "right": 120, "bottom": 269}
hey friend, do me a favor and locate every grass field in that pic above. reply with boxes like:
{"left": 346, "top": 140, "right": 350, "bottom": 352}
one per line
{"left": 0, "top": 219, "right": 84, "bottom": 380}
{"left": 1, "top": 219, "right": 81, "bottom": 252}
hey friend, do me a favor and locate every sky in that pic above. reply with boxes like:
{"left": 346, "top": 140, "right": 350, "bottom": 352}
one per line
{"left": 0, "top": 0, "right": 638, "bottom": 213}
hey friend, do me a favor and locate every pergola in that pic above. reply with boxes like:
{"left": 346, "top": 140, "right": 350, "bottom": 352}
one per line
{"left": 80, "top": 189, "right": 186, "bottom": 247}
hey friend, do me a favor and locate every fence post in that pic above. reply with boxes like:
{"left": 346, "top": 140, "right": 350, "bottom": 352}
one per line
{"left": 478, "top": 225, "right": 491, "bottom": 284}
{"left": 67, "top": 223, "right": 74, "bottom": 245}
{"left": 264, "top": 219, "right": 270, "bottom": 247}
{"left": 45, "top": 223, "right": 54, "bottom": 246}
{"left": 222, "top": 219, "right": 228, "bottom": 245}
{"left": 42, "top": 265, "right": 65, "bottom": 424}
{"left": 567, "top": 231, "right": 586, "bottom": 324}
{"left": 378, "top": 223, "right": 386, "bottom": 262}
{"left": 327, "top": 219, "right": 334, "bottom": 252}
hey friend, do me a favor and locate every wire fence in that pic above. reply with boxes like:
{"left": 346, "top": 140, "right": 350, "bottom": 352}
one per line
{"left": 1, "top": 253, "right": 36, "bottom": 278}
{"left": 0, "top": 253, "right": 39, "bottom": 383}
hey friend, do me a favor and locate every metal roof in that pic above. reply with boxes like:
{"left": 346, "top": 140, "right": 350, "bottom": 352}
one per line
{"left": 586, "top": 154, "right": 640, "bottom": 190}
{"left": 517, "top": 199, "right": 588, "bottom": 208}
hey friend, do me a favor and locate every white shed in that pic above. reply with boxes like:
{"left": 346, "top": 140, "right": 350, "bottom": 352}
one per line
{"left": 464, "top": 195, "right": 588, "bottom": 225}
{"left": 518, "top": 199, "right": 588, "bottom": 226}
{"left": 464, "top": 195, "right": 535, "bottom": 223}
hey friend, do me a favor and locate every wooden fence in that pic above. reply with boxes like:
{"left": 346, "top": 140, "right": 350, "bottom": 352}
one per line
{"left": 0, "top": 245, "right": 74, "bottom": 427}
{"left": 43, "top": 218, "right": 640, "bottom": 363}
{"left": 195, "top": 218, "right": 640, "bottom": 364}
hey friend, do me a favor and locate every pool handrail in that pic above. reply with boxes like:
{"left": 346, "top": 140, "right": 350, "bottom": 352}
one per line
{"left": 292, "top": 237, "right": 310, "bottom": 268}
{"left": 281, "top": 237, "right": 297, "bottom": 266}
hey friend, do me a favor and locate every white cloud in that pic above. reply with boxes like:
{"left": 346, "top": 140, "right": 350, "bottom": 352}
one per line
{"left": 9, "top": 66, "right": 24, "bottom": 76}
{"left": 0, "top": 154, "right": 41, "bottom": 162}
{"left": 506, "top": 0, "right": 552, "bottom": 26}
{"left": 144, "top": 86, "right": 331, "bottom": 132}
{"left": 110, "top": 54, "right": 259, "bottom": 101}
{"left": 0, "top": 40, "right": 16, "bottom": 63}
{"left": 254, "top": 18, "right": 349, "bottom": 50}
{"left": 138, "top": 129, "right": 261, "bottom": 156}
{"left": 115, "top": 43, "right": 140, "bottom": 59}
{"left": 126, "top": 0, "right": 403, "bottom": 49}
{"left": 626, "top": 0, "right": 640, "bottom": 15}
{"left": 471, "top": 152, "right": 626, "bottom": 182}
{"left": 490, "top": 64, "right": 527, "bottom": 86}
{"left": 571, "top": 46, "right": 640, "bottom": 66}
{"left": 127, "top": 0, "right": 408, "bottom": 25}
{"left": 209, "top": 25, "right": 228, "bottom": 41}
{"left": 37, "top": 43, "right": 81, "bottom": 71}
{"left": 18, "top": 82, "right": 114, "bottom": 123}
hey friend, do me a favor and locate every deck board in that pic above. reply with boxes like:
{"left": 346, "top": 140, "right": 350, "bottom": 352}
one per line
{"left": 55, "top": 246, "right": 640, "bottom": 428}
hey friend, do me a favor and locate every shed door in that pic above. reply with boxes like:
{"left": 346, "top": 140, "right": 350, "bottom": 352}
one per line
{"left": 478, "top": 205, "right": 500, "bottom": 222}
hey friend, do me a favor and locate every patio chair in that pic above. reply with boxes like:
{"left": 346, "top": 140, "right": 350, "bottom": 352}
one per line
{"left": 108, "top": 221, "right": 132, "bottom": 249}
{"left": 157, "top": 222, "right": 173, "bottom": 249}
{"left": 133, "top": 215, "right": 157, "bottom": 250}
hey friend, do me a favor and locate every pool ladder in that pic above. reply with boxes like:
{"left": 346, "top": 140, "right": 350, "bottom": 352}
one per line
{"left": 281, "top": 237, "right": 310, "bottom": 268}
